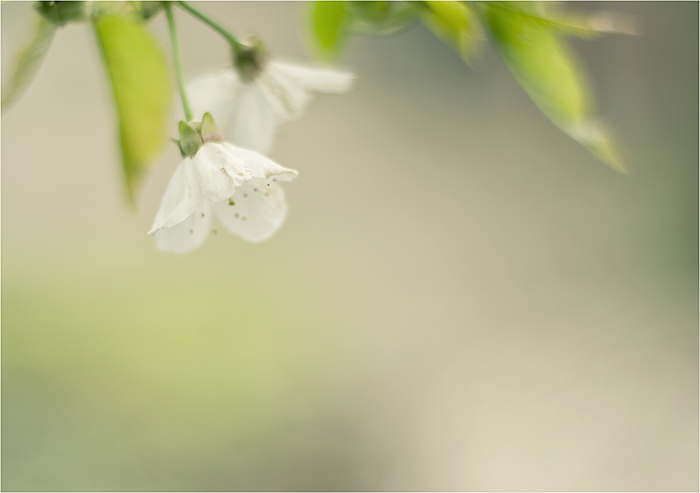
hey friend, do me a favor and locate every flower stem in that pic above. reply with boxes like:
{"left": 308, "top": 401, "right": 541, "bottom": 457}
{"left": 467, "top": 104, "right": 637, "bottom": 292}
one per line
{"left": 164, "top": 2, "right": 193, "bottom": 121}
{"left": 177, "top": 1, "right": 245, "bottom": 51}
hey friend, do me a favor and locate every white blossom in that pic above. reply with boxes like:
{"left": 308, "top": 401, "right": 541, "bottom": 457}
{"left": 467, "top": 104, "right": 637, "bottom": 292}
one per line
{"left": 188, "top": 60, "right": 354, "bottom": 154}
{"left": 149, "top": 141, "right": 297, "bottom": 253}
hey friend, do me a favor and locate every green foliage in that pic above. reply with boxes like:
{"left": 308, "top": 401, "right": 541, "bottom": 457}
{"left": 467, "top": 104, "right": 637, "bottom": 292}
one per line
{"left": 94, "top": 12, "right": 172, "bottom": 202}
{"left": 309, "top": 1, "right": 350, "bottom": 60}
{"left": 309, "top": 1, "right": 420, "bottom": 56}
{"left": 483, "top": 2, "right": 625, "bottom": 171}
{"left": 347, "top": 1, "right": 418, "bottom": 36}
{"left": 417, "top": 1, "right": 483, "bottom": 65}
{"left": 305, "top": 0, "right": 629, "bottom": 171}
{"left": 1, "top": 14, "right": 56, "bottom": 112}
{"left": 350, "top": 1, "right": 391, "bottom": 23}
{"left": 499, "top": 2, "right": 639, "bottom": 38}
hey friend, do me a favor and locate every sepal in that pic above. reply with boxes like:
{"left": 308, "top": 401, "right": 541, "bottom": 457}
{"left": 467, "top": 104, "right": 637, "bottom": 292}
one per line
{"left": 177, "top": 120, "right": 202, "bottom": 157}
{"left": 130, "top": 1, "right": 163, "bottom": 21}
{"left": 174, "top": 114, "right": 224, "bottom": 157}
{"left": 201, "top": 112, "right": 224, "bottom": 143}
{"left": 233, "top": 38, "right": 268, "bottom": 83}
{"left": 35, "top": 1, "right": 89, "bottom": 26}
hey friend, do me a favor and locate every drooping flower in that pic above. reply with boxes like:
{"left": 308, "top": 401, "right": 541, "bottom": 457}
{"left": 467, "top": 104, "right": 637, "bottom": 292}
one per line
{"left": 149, "top": 114, "right": 297, "bottom": 253}
{"left": 188, "top": 40, "right": 354, "bottom": 154}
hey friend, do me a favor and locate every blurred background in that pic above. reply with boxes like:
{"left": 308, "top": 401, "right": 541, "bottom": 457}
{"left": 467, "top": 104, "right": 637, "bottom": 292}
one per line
{"left": 2, "top": 2, "right": 697, "bottom": 491}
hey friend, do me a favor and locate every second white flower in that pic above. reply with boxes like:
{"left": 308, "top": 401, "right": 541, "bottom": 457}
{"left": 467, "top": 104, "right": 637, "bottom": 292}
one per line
{"left": 188, "top": 44, "right": 354, "bottom": 154}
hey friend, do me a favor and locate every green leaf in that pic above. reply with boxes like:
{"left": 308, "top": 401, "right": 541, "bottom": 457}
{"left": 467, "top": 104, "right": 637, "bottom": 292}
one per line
{"left": 309, "top": 1, "right": 349, "bottom": 60}
{"left": 485, "top": 2, "right": 639, "bottom": 38}
{"left": 351, "top": 1, "right": 392, "bottom": 23}
{"left": 94, "top": 13, "right": 172, "bottom": 202}
{"left": 347, "top": 1, "right": 418, "bottom": 36}
{"left": 484, "top": 2, "right": 625, "bottom": 172}
{"left": 1, "top": 14, "right": 56, "bottom": 112}
{"left": 418, "top": 1, "right": 484, "bottom": 65}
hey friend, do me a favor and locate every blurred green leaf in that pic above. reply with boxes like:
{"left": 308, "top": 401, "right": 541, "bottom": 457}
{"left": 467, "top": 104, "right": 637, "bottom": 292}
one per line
{"left": 484, "top": 2, "right": 625, "bottom": 172}
{"left": 309, "top": 1, "right": 349, "bottom": 60}
{"left": 486, "top": 2, "right": 639, "bottom": 38}
{"left": 1, "top": 14, "right": 55, "bottom": 112}
{"left": 418, "top": 1, "right": 484, "bottom": 65}
{"left": 351, "top": 1, "right": 391, "bottom": 23}
{"left": 94, "top": 13, "right": 172, "bottom": 202}
{"left": 347, "top": 1, "right": 418, "bottom": 36}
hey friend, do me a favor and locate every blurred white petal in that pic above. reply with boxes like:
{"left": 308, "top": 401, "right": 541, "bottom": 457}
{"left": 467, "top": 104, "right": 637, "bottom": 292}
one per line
{"left": 269, "top": 61, "right": 355, "bottom": 94}
{"left": 259, "top": 66, "right": 311, "bottom": 121}
{"left": 187, "top": 70, "right": 238, "bottom": 130}
{"left": 227, "top": 83, "right": 276, "bottom": 154}
{"left": 186, "top": 60, "right": 354, "bottom": 153}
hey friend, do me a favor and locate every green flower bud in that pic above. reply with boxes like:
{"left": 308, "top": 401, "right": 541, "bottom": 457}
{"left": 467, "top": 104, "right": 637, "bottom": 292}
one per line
{"left": 35, "top": 1, "right": 89, "bottom": 26}
{"left": 233, "top": 38, "right": 268, "bottom": 83}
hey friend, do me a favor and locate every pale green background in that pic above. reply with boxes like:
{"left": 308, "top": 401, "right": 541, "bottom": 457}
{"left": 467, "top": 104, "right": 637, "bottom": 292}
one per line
{"left": 2, "top": 2, "right": 698, "bottom": 491}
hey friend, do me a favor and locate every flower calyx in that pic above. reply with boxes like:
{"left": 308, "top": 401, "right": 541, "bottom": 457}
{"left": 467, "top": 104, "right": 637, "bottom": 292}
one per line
{"left": 233, "top": 37, "right": 268, "bottom": 83}
{"left": 174, "top": 112, "right": 224, "bottom": 158}
{"left": 131, "top": 1, "right": 164, "bottom": 21}
{"left": 35, "top": 1, "right": 90, "bottom": 26}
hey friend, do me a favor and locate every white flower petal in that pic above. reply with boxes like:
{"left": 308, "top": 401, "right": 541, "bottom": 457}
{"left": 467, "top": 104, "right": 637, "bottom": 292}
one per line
{"left": 187, "top": 70, "right": 239, "bottom": 130}
{"left": 188, "top": 61, "right": 353, "bottom": 153}
{"left": 194, "top": 143, "right": 253, "bottom": 203}
{"left": 154, "top": 200, "right": 213, "bottom": 253}
{"left": 227, "top": 83, "right": 277, "bottom": 154}
{"left": 213, "top": 178, "right": 288, "bottom": 243}
{"left": 259, "top": 65, "right": 311, "bottom": 121}
{"left": 221, "top": 142, "right": 297, "bottom": 181}
{"left": 269, "top": 61, "right": 355, "bottom": 94}
{"left": 149, "top": 158, "right": 202, "bottom": 234}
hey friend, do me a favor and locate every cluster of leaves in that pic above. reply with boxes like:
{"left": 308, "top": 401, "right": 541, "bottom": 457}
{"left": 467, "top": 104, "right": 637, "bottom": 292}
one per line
{"left": 3, "top": 1, "right": 172, "bottom": 203}
{"left": 2, "top": 1, "right": 634, "bottom": 206}
{"left": 309, "top": 1, "right": 635, "bottom": 172}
